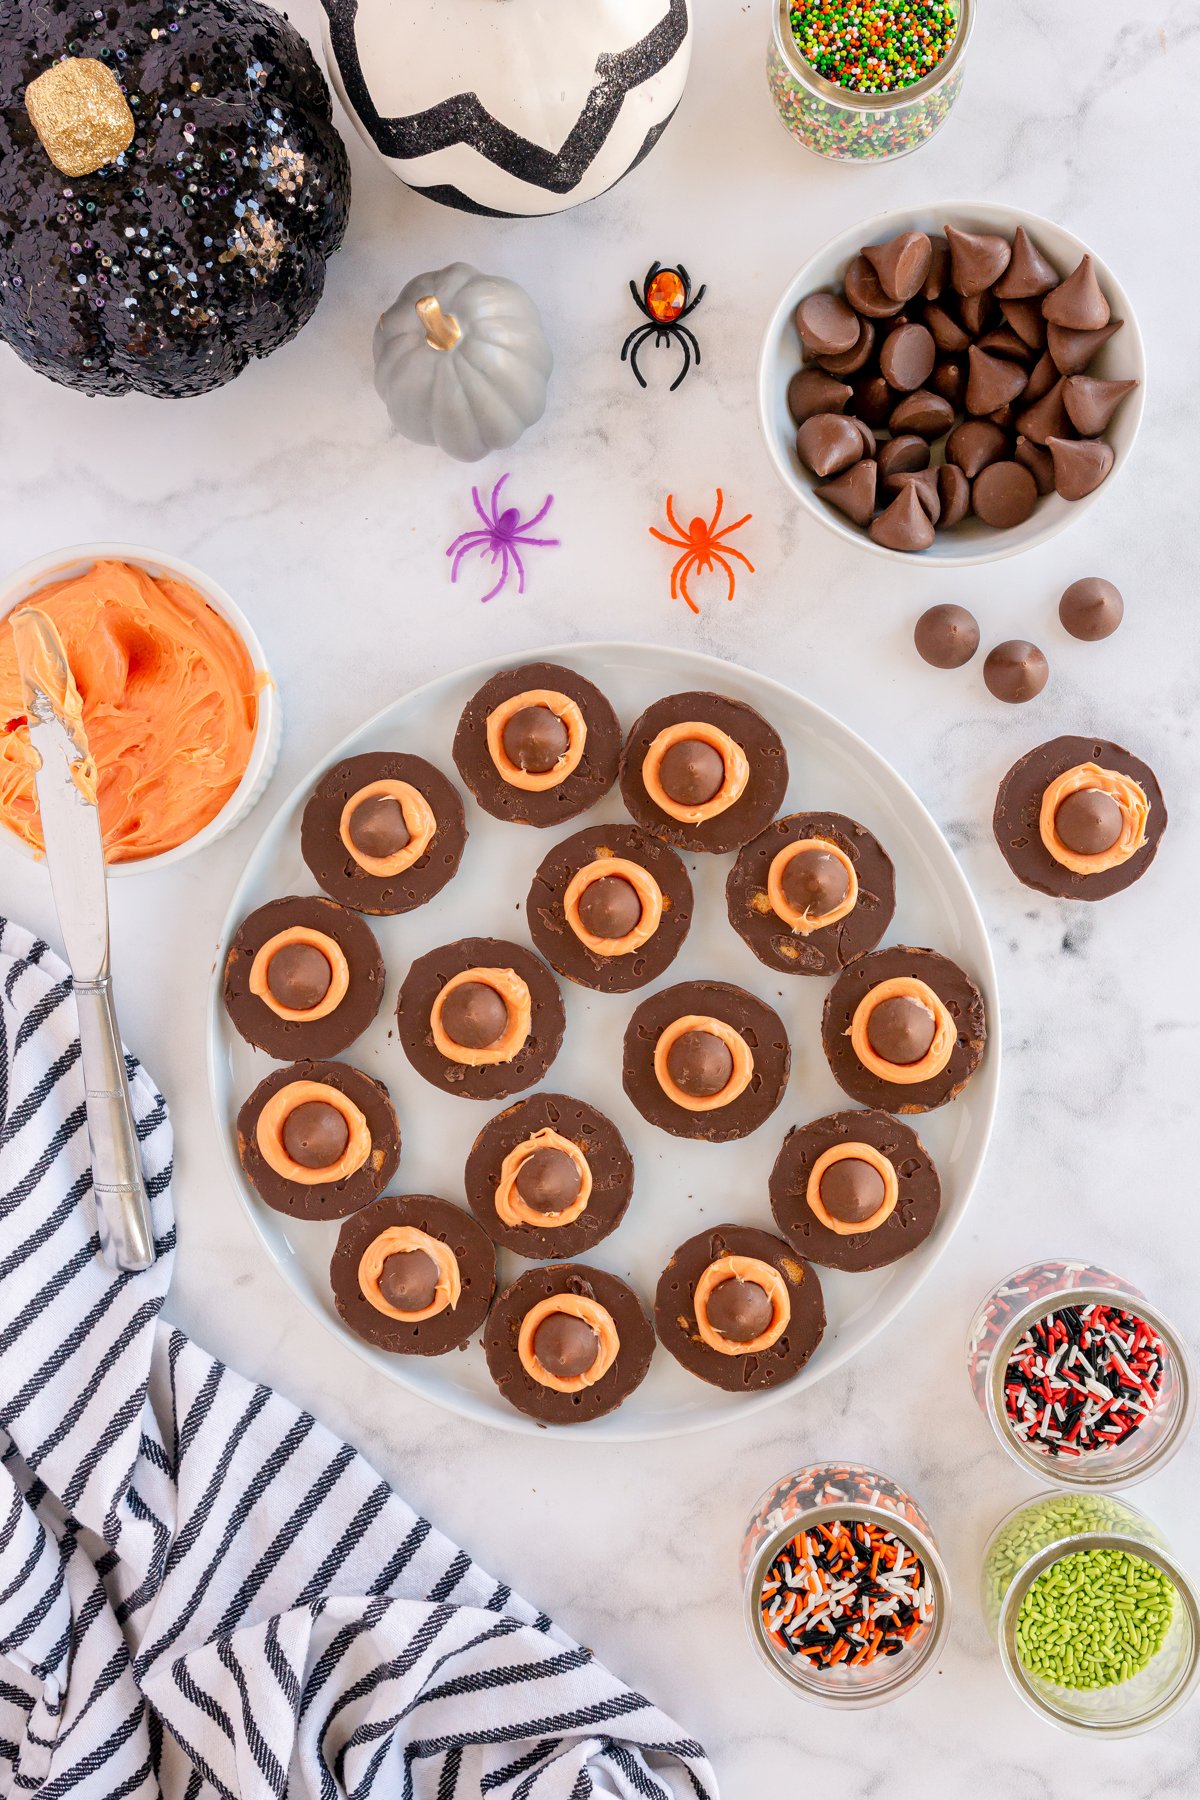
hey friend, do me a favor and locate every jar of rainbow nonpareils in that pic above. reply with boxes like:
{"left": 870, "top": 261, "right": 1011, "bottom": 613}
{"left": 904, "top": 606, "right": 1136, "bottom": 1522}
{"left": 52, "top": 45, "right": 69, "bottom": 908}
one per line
{"left": 740, "top": 1462, "right": 950, "bottom": 1705}
{"left": 983, "top": 1492, "right": 1200, "bottom": 1735}
{"left": 767, "top": 0, "right": 975, "bottom": 163}
{"left": 967, "top": 1260, "right": 1195, "bottom": 1489}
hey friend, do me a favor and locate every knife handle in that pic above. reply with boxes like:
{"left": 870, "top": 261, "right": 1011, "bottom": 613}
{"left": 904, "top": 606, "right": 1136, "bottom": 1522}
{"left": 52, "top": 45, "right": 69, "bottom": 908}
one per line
{"left": 75, "top": 976, "right": 156, "bottom": 1273}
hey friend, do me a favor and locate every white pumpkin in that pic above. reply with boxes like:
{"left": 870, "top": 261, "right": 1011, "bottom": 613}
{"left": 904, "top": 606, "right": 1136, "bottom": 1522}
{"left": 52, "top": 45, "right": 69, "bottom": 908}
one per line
{"left": 321, "top": 0, "right": 692, "bottom": 218}
{"left": 374, "top": 262, "right": 553, "bottom": 462}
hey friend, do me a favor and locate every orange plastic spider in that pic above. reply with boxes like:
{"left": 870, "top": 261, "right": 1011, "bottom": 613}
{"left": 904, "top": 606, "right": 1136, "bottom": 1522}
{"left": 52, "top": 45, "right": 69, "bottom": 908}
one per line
{"left": 649, "top": 489, "right": 755, "bottom": 613}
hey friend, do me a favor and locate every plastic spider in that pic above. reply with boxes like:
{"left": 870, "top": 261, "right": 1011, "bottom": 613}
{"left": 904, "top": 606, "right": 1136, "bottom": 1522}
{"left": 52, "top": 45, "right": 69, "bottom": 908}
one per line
{"left": 649, "top": 489, "right": 754, "bottom": 614}
{"left": 621, "top": 262, "right": 706, "bottom": 392}
{"left": 446, "top": 473, "right": 559, "bottom": 604}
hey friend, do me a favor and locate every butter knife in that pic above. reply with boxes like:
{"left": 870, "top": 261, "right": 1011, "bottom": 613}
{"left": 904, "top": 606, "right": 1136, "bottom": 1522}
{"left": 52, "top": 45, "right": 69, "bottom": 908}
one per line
{"left": 12, "top": 610, "right": 156, "bottom": 1273}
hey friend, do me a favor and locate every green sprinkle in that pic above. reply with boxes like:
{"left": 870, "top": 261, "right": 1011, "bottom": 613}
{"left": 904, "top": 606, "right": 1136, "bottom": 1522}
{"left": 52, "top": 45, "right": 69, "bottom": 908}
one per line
{"left": 1015, "top": 1550, "right": 1175, "bottom": 1690}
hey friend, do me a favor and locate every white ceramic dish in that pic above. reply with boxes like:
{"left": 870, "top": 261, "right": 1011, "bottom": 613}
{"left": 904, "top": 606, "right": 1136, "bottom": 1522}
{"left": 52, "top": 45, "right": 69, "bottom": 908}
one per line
{"left": 758, "top": 201, "right": 1146, "bottom": 567}
{"left": 0, "top": 541, "right": 281, "bottom": 876}
{"left": 207, "top": 642, "right": 1000, "bottom": 1440}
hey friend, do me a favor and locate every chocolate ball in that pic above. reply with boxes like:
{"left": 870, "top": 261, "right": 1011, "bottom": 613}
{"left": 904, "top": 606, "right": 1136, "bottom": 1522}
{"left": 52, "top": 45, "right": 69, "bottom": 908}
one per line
{"left": 440, "top": 980, "right": 509, "bottom": 1049}
{"left": 532, "top": 1310, "right": 599, "bottom": 1379}
{"left": 914, "top": 603, "right": 980, "bottom": 670}
{"left": 704, "top": 1275, "right": 773, "bottom": 1343}
{"left": 866, "top": 995, "right": 936, "bottom": 1066}
{"left": 1054, "top": 787, "right": 1123, "bottom": 856}
{"left": 820, "top": 1157, "right": 887, "bottom": 1225}
{"left": 577, "top": 874, "right": 643, "bottom": 939}
{"left": 781, "top": 847, "right": 850, "bottom": 917}
{"left": 1059, "top": 577, "right": 1123, "bottom": 641}
{"left": 378, "top": 1247, "right": 440, "bottom": 1312}
{"left": 348, "top": 793, "right": 409, "bottom": 857}
{"left": 266, "top": 942, "right": 333, "bottom": 1010}
{"left": 281, "top": 1099, "right": 350, "bottom": 1169}
{"left": 984, "top": 639, "right": 1049, "bottom": 704}
{"left": 657, "top": 737, "right": 726, "bottom": 807}
{"left": 502, "top": 705, "right": 569, "bottom": 775}
{"left": 666, "top": 1028, "right": 734, "bottom": 1098}
{"left": 515, "top": 1146, "right": 582, "bottom": 1212}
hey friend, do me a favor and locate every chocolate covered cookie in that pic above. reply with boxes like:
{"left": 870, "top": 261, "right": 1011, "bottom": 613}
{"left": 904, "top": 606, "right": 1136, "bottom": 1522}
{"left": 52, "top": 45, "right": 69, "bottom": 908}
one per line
{"left": 464, "top": 1092, "right": 634, "bottom": 1259}
{"left": 622, "top": 979, "right": 791, "bottom": 1142}
{"left": 452, "top": 662, "right": 622, "bottom": 828}
{"left": 770, "top": 1109, "right": 941, "bottom": 1272}
{"left": 330, "top": 1193, "right": 495, "bottom": 1355}
{"left": 619, "top": 691, "right": 788, "bottom": 854}
{"left": 396, "top": 937, "right": 566, "bottom": 1101}
{"left": 236, "top": 1059, "right": 400, "bottom": 1220}
{"left": 526, "top": 823, "right": 692, "bottom": 994}
{"left": 821, "top": 945, "right": 987, "bottom": 1113}
{"left": 483, "top": 1264, "right": 655, "bottom": 1425}
{"left": 993, "top": 735, "right": 1166, "bottom": 901}
{"left": 300, "top": 752, "right": 467, "bottom": 915}
{"left": 726, "top": 811, "right": 895, "bottom": 977}
{"left": 653, "top": 1225, "right": 825, "bottom": 1391}
{"left": 223, "top": 895, "right": 385, "bottom": 1060}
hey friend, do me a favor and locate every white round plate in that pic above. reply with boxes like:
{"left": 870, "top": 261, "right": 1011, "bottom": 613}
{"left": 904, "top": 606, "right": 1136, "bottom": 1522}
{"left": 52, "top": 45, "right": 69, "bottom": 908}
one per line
{"left": 208, "top": 642, "right": 1000, "bottom": 1440}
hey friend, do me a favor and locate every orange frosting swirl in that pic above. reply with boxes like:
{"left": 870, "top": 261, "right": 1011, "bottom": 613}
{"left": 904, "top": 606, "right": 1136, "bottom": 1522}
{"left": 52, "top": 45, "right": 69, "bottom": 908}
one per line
{"left": 0, "top": 559, "right": 260, "bottom": 862}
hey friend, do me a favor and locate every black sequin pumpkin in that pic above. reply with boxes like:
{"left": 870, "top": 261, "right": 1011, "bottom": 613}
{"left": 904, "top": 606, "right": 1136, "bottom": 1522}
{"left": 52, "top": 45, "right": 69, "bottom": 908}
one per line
{"left": 0, "top": 0, "right": 351, "bottom": 396}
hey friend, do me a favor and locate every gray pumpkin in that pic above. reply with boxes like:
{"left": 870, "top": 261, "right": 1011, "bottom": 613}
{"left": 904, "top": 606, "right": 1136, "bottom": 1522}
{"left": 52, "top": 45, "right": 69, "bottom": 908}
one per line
{"left": 373, "top": 262, "right": 553, "bottom": 463}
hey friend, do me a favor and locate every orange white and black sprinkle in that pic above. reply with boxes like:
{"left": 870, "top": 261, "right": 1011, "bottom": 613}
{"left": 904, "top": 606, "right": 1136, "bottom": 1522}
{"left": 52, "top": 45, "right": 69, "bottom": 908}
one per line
{"left": 760, "top": 1519, "right": 934, "bottom": 1667}
{"left": 1003, "top": 1302, "right": 1166, "bottom": 1460}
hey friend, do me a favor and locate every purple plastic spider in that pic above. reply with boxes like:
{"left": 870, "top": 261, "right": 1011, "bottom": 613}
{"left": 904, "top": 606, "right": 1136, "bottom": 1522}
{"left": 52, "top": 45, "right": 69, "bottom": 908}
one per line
{"left": 446, "top": 473, "right": 559, "bottom": 603}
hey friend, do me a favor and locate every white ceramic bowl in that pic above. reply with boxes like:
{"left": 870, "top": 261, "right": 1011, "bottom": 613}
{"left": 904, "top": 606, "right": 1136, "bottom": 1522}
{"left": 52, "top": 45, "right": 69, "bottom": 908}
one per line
{"left": 0, "top": 541, "right": 281, "bottom": 876}
{"left": 758, "top": 201, "right": 1146, "bottom": 567}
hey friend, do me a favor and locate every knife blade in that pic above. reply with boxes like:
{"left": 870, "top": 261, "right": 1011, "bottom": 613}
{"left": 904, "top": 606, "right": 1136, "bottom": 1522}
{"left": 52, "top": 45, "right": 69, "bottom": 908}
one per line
{"left": 12, "top": 609, "right": 156, "bottom": 1273}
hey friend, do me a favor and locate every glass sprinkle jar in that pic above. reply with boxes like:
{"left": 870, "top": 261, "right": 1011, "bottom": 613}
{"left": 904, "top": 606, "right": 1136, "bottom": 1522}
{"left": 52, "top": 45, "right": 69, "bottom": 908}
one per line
{"left": 740, "top": 1462, "right": 951, "bottom": 1707}
{"left": 983, "top": 1491, "right": 1200, "bottom": 1736}
{"left": 767, "top": 0, "right": 975, "bottom": 164}
{"left": 966, "top": 1260, "right": 1195, "bottom": 1490}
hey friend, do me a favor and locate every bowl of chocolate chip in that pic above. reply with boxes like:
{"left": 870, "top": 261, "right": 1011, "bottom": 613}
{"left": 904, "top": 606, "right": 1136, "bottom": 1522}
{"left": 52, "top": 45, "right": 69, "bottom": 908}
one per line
{"left": 758, "top": 203, "right": 1145, "bottom": 564}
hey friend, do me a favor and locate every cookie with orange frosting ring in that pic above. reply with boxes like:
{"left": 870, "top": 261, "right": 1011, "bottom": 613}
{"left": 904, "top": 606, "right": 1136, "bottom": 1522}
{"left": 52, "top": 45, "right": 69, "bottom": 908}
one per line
{"left": 619, "top": 691, "right": 788, "bottom": 854}
{"left": 330, "top": 1194, "right": 496, "bottom": 1355}
{"left": 726, "top": 811, "right": 895, "bottom": 978}
{"left": 993, "top": 734, "right": 1166, "bottom": 901}
{"left": 300, "top": 751, "right": 467, "bottom": 915}
{"left": 483, "top": 1264, "right": 655, "bottom": 1425}
{"left": 464, "top": 1092, "right": 634, "bottom": 1260}
{"left": 769, "top": 1108, "right": 941, "bottom": 1273}
{"left": 222, "top": 894, "right": 385, "bottom": 1060}
{"left": 653, "top": 1226, "right": 825, "bottom": 1392}
{"left": 236, "top": 1059, "right": 400, "bottom": 1221}
{"left": 525, "top": 822, "right": 693, "bottom": 994}
{"left": 622, "top": 979, "right": 791, "bottom": 1142}
{"left": 821, "top": 945, "right": 987, "bottom": 1114}
{"left": 396, "top": 936, "right": 566, "bottom": 1101}
{"left": 452, "top": 661, "right": 622, "bottom": 827}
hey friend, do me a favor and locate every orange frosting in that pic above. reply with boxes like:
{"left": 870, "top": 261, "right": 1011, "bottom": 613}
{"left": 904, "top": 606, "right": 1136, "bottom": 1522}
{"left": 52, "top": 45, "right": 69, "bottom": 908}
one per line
{"left": 340, "top": 779, "right": 436, "bottom": 878}
{"left": 768, "top": 837, "right": 859, "bottom": 934}
{"left": 357, "top": 1226, "right": 461, "bottom": 1323}
{"left": 693, "top": 1255, "right": 790, "bottom": 1356}
{"left": 1038, "top": 763, "right": 1149, "bottom": 875}
{"left": 248, "top": 926, "right": 350, "bottom": 1023}
{"left": 517, "top": 1294, "right": 619, "bottom": 1393}
{"left": 563, "top": 855, "right": 663, "bottom": 957}
{"left": 642, "top": 722, "right": 749, "bottom": 824}
{"left": 849, "top": 977, "right": 956, "bottom": 1086}
{"left": 495, "top": 1128, "right": 592, "bottom": 1228}
{"left": 485, "top": 690, "right": 586, "bottom": 792}
{"left": 0, "top": 559, "right": 259, "bottom": 863}
{"left": 805, "top": 1142, "right": 899, "bottom": 1236}
{"left": 653, "top": 1014, "right": 755, "bottom": 1112}
{"left": 255, "top": 1080, "right": 372, "bottom": 1185}
{"left": 430, "top": 967, "right": 532, "bottom": 1066}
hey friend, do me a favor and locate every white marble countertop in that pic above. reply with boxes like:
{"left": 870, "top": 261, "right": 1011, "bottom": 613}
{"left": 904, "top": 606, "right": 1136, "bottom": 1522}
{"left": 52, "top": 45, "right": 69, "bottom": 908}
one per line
{"left": 2, "top": 1, "right": 1197, "bottom": 1792}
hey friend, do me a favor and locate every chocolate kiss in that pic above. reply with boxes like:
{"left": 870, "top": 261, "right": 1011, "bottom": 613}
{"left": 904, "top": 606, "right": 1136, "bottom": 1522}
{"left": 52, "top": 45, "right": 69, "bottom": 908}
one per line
{"left": 796, "top": 412, "right": 864, "bottom": 477}
{"left": 868, "top": 482, "right": 935, "bottom": 552}
{"left": 924, "top": 303, "right": 971, "bottom": 354}
{"left": 817, "top": 458, "right": 877, "bottom": 528}
{"left": 788, "top": 368, "right": 853, "bottom": 424}
{"left": 1015, "top": 376, "right": 1072, "bottom": 446}
{"left": 945, "top": 225, "right": 1012, "bottom": 296}
{"left": 862, "top": 230, "right": 933, "bottom": 303}
{"left": 975, "top": 325, "right": 1033, "bottom": 364}
{"left": 966, "top": 346, "right": 1029, "bottom": 415}
{"left": 1042, "top": 254, "right": 1110, "bottom": 331}
{"left": 795, "top": 291, "right": 860, "bottom": 355}
{"left": 922, "top": 235, "right": 949, "bottom": 301}
{"left": 816, "top": 316, "right": 876, "bottom": 376}
{"left": 993, "top": 226, "right": 1059, "bottom": 299}
{"left": 1022, "top": 351, "right": 1059, "bottom": 405}
{"left": 884, "top": 466, "right": 941, "bottom": 523}
{"left": 1047, "top": 436, "right": 1115, "bottom": 501}
{"left": 937, "top": 463, "right": 971, "bottom": 526}
{"left": 999, "top": 298, "right": 1048, "bottom": 351}
{"left": 1047, "top": 318, "right": 1122, "bottom": 377}
{"left": 1015, "top": 434, "right": 1056, "bottom": 495}
{"left": 842, "top": 255, "right": 906, "bottom": 320}
{"left": 889, "top": 389, "right": 955, "bottom": 437}
{"left": 1062, "top": 375, "right": 1137, "bottom": 435}
{"left": 946, "top": 418, "right": 1008, "bottom": 478}
{"left": 958, "top": 290, "right": 995, "bottom": 337}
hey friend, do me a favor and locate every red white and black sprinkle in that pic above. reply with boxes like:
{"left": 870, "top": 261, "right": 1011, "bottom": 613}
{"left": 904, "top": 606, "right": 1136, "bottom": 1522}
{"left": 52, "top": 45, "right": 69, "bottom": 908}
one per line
{"left": 1003, "top": 1301, "right": 1166, "bottom": 1460}
{"left": 760, "top": 1519, "right": 934, "bottom": 1669}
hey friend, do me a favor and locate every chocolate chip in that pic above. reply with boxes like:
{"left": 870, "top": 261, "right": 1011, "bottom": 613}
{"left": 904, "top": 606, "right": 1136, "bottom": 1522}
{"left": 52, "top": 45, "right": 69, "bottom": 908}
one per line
{"left": 984, "top": 639, "right": 1049, "bottom": 703}
{"left": 866, "top": 995, "right": 936, "bottom": 1065}
{"left": 975, "top": 325, "right": 1035, "bottom": 365}
{"left": 347, "top": 793, "right": 410, "bottom": 858}
{"left": 1055, "top": 787, "right": 1123, "bottom": 855}
{"left": 502, "top": 705, "right": 569, "bottom": 775}
{"left": 959, "top": 289, "right": 996, "bottom": 337}
{"left": 658, "top": 737, "right": 725, "bottom": 806}
{"left": 946, "top": 418, "right": 1009, "bottom": 477}
{"left": 516, "top": 1146, "right": 582, "bottom": 1212}
{"left": 923, "top": 302, "right": 971, "bottom": 354}
{"left": 883, "top": 467, "right": 941, "bottom": 524}
{"left": 282, "top": 1099, "right": 349, "bottom": 1169}
{"left": 817, "top": 458, "right": 877, "bottom": 528}
{"left": 1047, "top": 435, "right": 1115, "bottom": 501}
{"left": 930, "top": 358, "right": 967, "bottom": 409}
{"left": 861, "top": 230, "right": 932, "bottom": 303}
{"left": 914, "top": 603, "right": 980, "bottom": 669}
{"left": 945, "top": 225, "right": 1012, "bottom": 296}
{"left": 888, "top": 389, "right": 956, "bottom": 437}
{"left": 999, "top": 297, "right": 1048, "bottom": 351}
{"left": 1015, "top": 376, "right": 1071, "bottom": 446}
{"left": 966, "top": 346, "right": 1029, "bottom": 416}
{"left": 440, "top": 980, "right": 509, "bottom": 1049}
{"left": 787, "top": 368, "right": 853, "bottom": 425}
{"left": 796, "top": 412, "right": 865, "bottom": 477}
{"left": 1042, "top": 253, "right": 1110, "bottom": 331}
{"left": 1022, "top": 351, "right": 1059, "bottom": 406}
{"left": 813, "top": 315, "right": 875, "bottom": 375}
{"left": 379, "top": 1247, "right": 440, "bottom": 1311}
{"left": 922, "top": 235, "right": 950, "bottom": 300}
{"left": 795, "top": 292, "right": 861, "bottom": 355}
{"left": 868, "top": 482, "right": 935, "bottom": 553}
{"left": 704, "top": 1275, "right": 773, "bottom": 1342}
{"left": 666, "top": 1028, "right": 733, "bottom": 1098}
{"left": 819, "top": 1157, "right": 887, "bottom": 1224}
{"left": 1047, "top": 318, "right": 1122, "bottom": 377}
{"left": 1059, "top": 576, "right": 1123, "bottom": 641}
{"left": 1062, "top": 376, "right": 1138, "bottom": 436}
{"left": 781, "top": 847, "right": 850, "bottom": 916}
{"left": 842, "top": 254, "right": 907, "bottom": 319}
{"left": 879, "top": 323, "right": 936, "bottom": 392}
{"left": 971, "top": 460, "right": 1038, "bottom": 528}
{"left": 577, "top": 874, "right": 642, "bottom": 939}
{"left": 876, "top": 434, "right": 930, "bottom": 480}
{"left": 533, "top": 1310, "right": 599, "bottom": 1378}
{"left": 993, "top": 226, "right": 1059, "bottom": 299}
{"left": 266, "top": 943, "right": 333, "bottom": 1011}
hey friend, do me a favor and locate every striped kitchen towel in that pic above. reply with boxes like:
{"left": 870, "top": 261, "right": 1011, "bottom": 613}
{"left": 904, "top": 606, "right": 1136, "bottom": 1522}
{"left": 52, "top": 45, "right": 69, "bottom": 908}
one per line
{"left": 0, "top": 919, "right": 715, "bottom": 1800}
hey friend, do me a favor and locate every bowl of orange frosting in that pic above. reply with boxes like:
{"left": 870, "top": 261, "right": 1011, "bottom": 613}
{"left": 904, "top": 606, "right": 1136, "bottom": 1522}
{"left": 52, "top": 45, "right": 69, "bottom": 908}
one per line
{"left": 0, "top": 543, "right": 280, "bottom": 873}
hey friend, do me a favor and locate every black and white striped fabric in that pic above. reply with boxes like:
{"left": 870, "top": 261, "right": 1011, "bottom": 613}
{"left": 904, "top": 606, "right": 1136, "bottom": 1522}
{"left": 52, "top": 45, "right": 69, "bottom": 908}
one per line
{"left": 0, "top": 919, "right": 715, "bottom": 1800}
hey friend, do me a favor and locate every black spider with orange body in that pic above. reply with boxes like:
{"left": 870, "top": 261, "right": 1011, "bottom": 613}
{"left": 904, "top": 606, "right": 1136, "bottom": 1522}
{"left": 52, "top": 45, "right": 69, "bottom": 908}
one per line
{"left": 621, "top": 262, "right": 706, "bottom": 392}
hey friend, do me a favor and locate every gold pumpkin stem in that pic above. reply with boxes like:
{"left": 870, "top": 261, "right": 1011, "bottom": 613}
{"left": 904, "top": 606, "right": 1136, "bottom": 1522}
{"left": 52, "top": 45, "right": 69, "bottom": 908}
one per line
{"left": 415, "top": 296, "right": 462, "bottom": 352}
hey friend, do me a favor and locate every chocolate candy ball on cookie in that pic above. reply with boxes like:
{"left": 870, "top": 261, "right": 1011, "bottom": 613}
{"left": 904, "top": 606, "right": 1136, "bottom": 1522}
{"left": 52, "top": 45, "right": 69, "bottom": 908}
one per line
{"left": 397, "top": 937, "right": 566, "bottom": 1100}
{"left": 483, "top": 1264, "right": 655, "bottom": 1425}
{"left": 821, "top": 946, "right": 987, "bottom": 1113}
{"left": 331, "top": 1194, "right": 495, "bottom": 1355}
{"left": 464, "top": 1092, "right": 634, "bottom": 1259}
{"left": 452, "top": 662, "right": 622, "bottom": 827}
{"left": 993, "top": 734, "right": 1166, "bottom": 901}
{"left": 622, "top": 980, "right": 791, "bottom": 1142}
{"left": 770, "top": 1109, "right": 941, "bottom": 1272}
{"left": 526, "top": 823, "right": 693, "bottom": 994}
{"left": 654, "top": 1226, "right": 825, "bottom": 1391}
{"left": 236, "top": 1059, "right": 401, "bottom": 1219}
{"left": 726, "top": 811, "right": 895, "bottom": 977}
{"left": 301, "top": 752, "right": 467, "bottom": 915}
{"left": 223, "top": 895, "right": 384, "bottom": 1059}
{"left": 619, "top": 691, "right": 788, "bottom": 854}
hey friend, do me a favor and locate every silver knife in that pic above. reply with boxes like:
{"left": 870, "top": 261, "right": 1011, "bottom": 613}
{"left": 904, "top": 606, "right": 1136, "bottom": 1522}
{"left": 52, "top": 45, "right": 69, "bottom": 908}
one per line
{"left": 12, "top": 610, "right": 156, "bottom": 1273}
